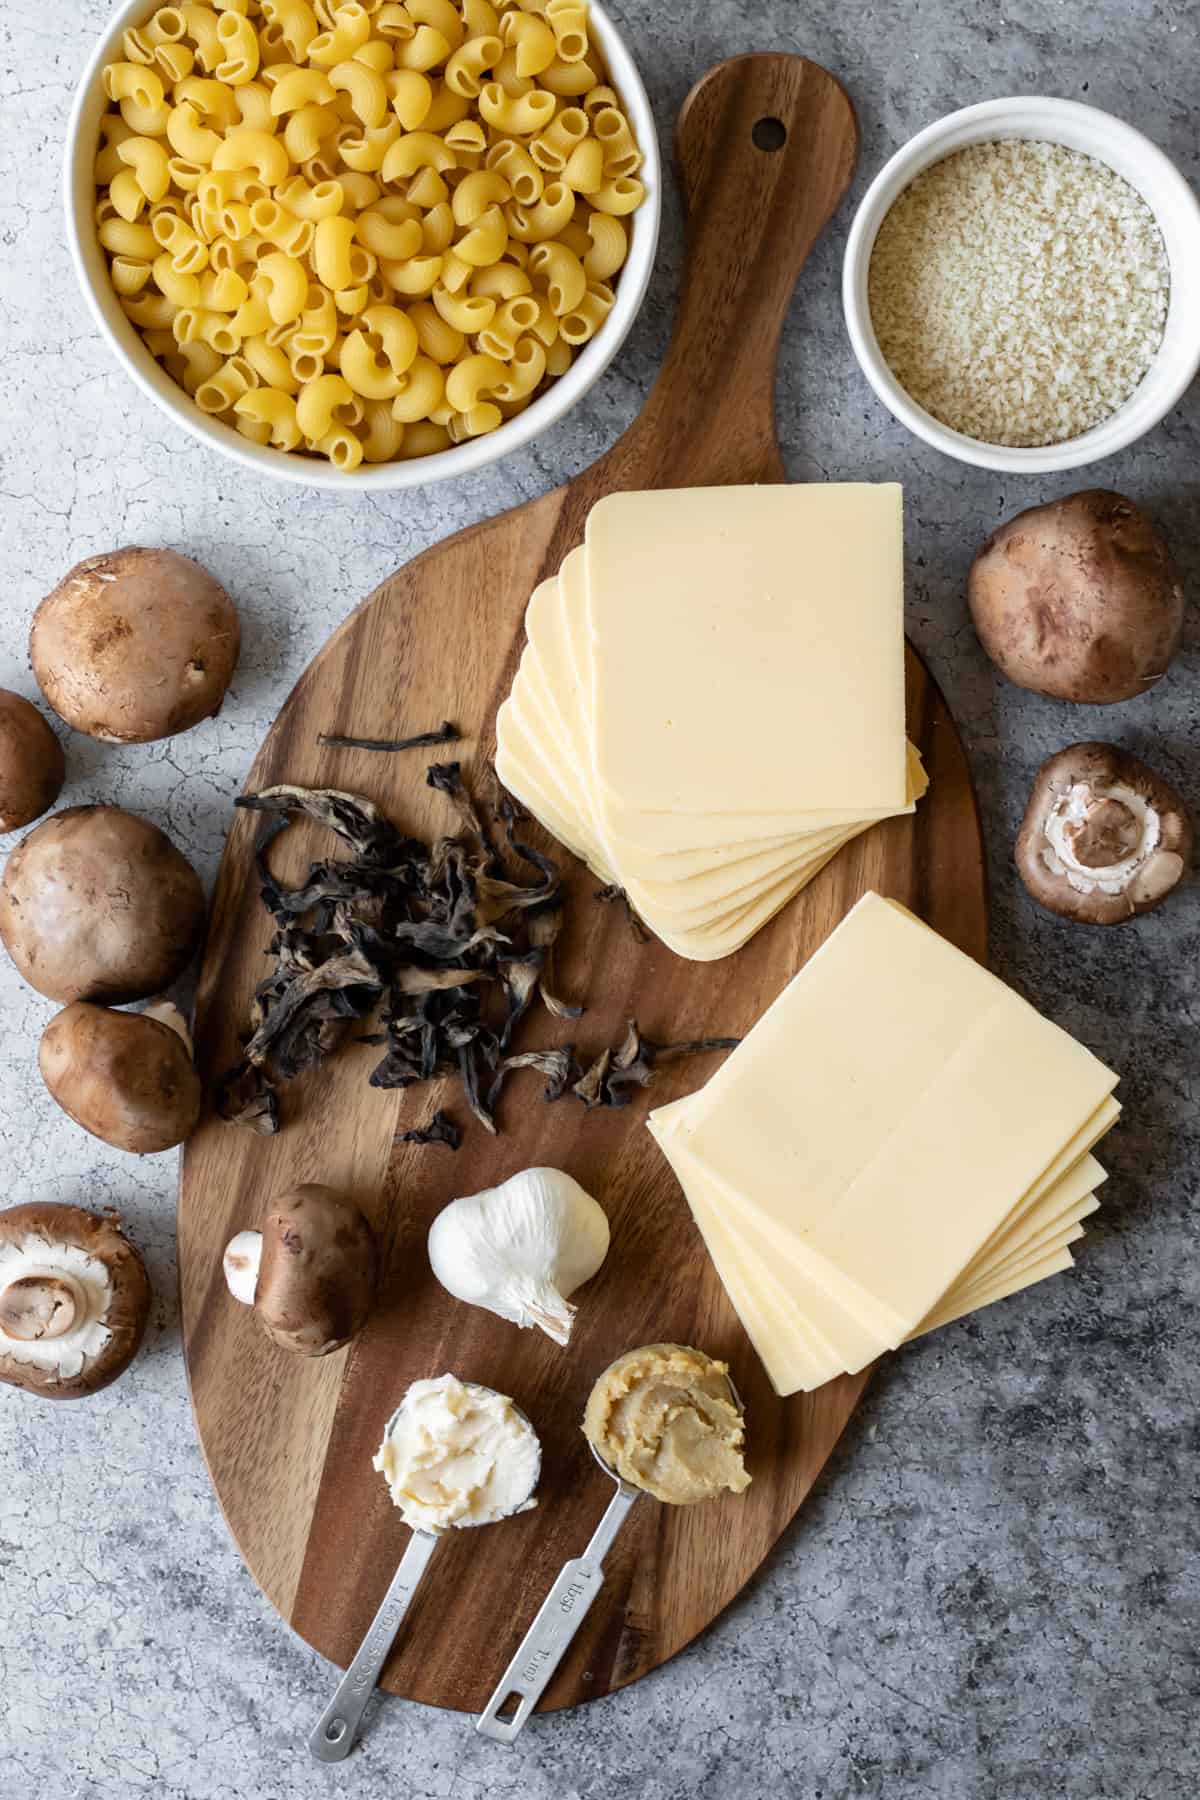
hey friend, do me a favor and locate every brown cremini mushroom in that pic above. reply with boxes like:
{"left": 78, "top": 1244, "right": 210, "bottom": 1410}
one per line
{"left": 0, "top": 690, "right": 65, "bottom": 832}
{"left": 39, "top": 1001, "right": 201, "bottom": 1152}
{"left": 0, "top": 1202, "right": 151, "bottom": 1399}
{"left": 0, "top": 804, "right": 205, "bottom": 1002}
{"left": 1016, "top": 743, "right": 1192, "bottom": 924}
{"left": 30, "top": 547, "right": 240, "bottom": 744}
{"left": 223, "top": 1183, "right": 378, "bottom": 1356}
{"left": 969, "top": 490, "right": 1183, "bottom": 703}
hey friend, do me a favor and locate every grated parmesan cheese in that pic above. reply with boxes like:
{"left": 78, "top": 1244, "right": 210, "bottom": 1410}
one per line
{"left": 867, "top": 139, "right": 1169, "bottom": 447}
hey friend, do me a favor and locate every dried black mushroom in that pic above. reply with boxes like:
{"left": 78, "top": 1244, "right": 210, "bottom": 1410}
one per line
{"left": 573, "top": 1022, "right": 741, "bottom": 1110}
{"left": 318, "top": 721, "right": 460, "bottom": 753}
{"left": 395, "top": 1110, "right": 463, "bottom": 1150}
{"left": 237, "top": 784, "right": 412, "bottom": 862}
{"left": 487, "top": 1046, "right": 577, "bottom": 1113}
{"left": 608, "top": 1021, "right": 741, "bottom": 1100}
{"left": 218, "top": 768, "right": 738, "bottom": 1142}
{"left": 219, "top": 767, "right": 579, "bottom": 1136}
{"left": 219, "top": 1061, "right": 279, "bottom": 1135}
{"left": 528, "top": 903, "right": 581, "bottom": 1022}
{"left": 486, "top": 1024, "right": 740, "bottom": 1122}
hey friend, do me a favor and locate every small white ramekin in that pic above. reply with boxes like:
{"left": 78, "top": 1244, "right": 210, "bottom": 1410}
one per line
{"left": 64, "top": 0, "right": 661, "bottom": 491}
{"left": 842, "top": 97, "right": 1200, "bottom": 474}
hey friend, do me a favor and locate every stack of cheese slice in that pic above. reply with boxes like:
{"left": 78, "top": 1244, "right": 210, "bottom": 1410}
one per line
{"left": 496, "top": 484, "right": 926, "bottom": 961}
{"left": 648, "top": 892, "right": 1120, "bottom": 1394}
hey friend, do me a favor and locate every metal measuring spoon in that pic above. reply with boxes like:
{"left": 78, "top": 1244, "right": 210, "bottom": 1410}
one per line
{"left": 309, "top": 1381, "right": 541, "bottom": 1763}
{"left": 476, "top": 1369, "right": 743, "bottom": 1743}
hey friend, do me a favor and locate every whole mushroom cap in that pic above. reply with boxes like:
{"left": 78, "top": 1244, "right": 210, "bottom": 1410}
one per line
{"left": 30, "top": 546, "right": 240, "bottom": 744}
{"left": 0, "top": 690, "right": 65, "bottom": 833}
{"left": 1016, "top": 742, "right": 1192, "bottom": 924}
{"left": 0, "top": 804, "right": 205, "bottom": 1003}
{"left": 969, "top": 490, "right": 1183, "bottom": 704}
{"left": 0, "top": 1202, "right": 151, "bottom": 1399}
{"left": 39, "top": 1002, "right": 202, "bottom": 1153}
{"left": 237, "top": 1184, "right": 379, "bottom": 1357}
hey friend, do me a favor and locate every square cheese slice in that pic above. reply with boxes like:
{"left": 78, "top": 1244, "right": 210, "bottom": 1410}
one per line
{"left": 516, "top": 631, "right": 860, "bottom": 888}
{"left": 956, "top": 1148, "right": 1108, "bottom": 1282}
{"left": 652, "top": 1112, "right": 877, "bottom": 1388}
{"left": 661, "top": 1090, "right": 1114, "bottom": 1304}
{"left": 676, "top": 1182, "right": 865, "bottom": 1392}
{"left": 965, "top": 1216, "right": 1092, "bottom": 1292}
{"left": 555, "top": 544, "right": 913, "bottom": 856}
{"left": 584, "top": 485, "right": 907, "bottom": 820}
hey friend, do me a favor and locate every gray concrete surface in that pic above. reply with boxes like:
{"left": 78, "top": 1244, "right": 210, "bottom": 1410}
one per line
{"left": 1, "top": 1, "right": 1197, "bottom": 1795}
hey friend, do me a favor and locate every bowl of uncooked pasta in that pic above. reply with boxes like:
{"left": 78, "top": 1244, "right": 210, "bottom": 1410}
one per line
{"left": 65, "top": 0, "right": 660, "bottom": 489}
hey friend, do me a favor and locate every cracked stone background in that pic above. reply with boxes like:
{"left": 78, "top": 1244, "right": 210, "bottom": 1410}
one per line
{"left": 2, "top": 0, "right": 1198, "bottom": 1795}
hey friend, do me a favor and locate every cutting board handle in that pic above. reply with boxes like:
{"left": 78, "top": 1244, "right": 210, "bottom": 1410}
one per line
{"left": 604, "top": 54, "right": 859, "bottom": 488}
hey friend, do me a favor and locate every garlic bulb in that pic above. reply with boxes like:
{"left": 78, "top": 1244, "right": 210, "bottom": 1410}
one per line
{"left": 427, "top": 1168, "right": 610, "bottom": 1346}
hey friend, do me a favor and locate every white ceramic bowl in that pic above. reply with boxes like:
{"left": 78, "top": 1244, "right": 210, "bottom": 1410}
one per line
{"left": 842, "top": 97, "right": 1200, "bottom": 474}
{"left": 64, "top": 0, "right": 661, "bottom": 490}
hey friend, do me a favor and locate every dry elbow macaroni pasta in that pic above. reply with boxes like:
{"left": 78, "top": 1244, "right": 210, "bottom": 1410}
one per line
{"left": 96, "top": 0, "right": 645, "bottom": 469}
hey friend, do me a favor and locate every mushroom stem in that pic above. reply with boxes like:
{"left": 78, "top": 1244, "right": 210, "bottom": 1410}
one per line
{"left": 143, "top": 999, "right": 194, "bottom": 1054}
{"left": 0, "top": 1274, "right": 84, "bottom": 1342}
{"left": 1044, "top": 779, "right": 1161, "bottom": 893}
{"left": 223, "top": 1230, "right": 263, "bottom": 1306}
{"left": 1016, "top": 743, "right": 1193, "bottom": 924}
{"left": 1063, "top": 794, "right": 1144, "bottom": 868}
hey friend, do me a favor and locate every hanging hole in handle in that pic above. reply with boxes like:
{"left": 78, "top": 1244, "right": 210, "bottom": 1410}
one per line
{"left": 752, "top": 116, "right": 787, "bottom": 153}
{"left": 324, "top": 1719, "right": 348, "bottom": 1744}
{"left": 495, "top": 1691, "right": 523, "bottom": 1720}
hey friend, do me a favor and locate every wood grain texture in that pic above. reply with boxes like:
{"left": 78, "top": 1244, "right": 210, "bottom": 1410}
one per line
{"left": 179, "top": 55, "right": 987, "bottom": 1714}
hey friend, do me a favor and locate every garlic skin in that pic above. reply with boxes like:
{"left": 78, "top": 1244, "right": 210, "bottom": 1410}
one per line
{"left": 427, "top": 1168, "right": 610, "bottom": 1346}
{"left": 373, "top": 1375, "right": 540, "bottom": 1532}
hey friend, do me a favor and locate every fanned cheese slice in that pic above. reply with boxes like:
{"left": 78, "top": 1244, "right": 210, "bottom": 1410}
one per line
{"left": 666, "top": 895, "right": 1118, "bottom": 1332}
{"left": 502, "top": 632, "right": 927, "bottom": 941}
{"left": 653, "top": 1110, "right": 1108, "bottom": 1377}
{"left": 911, "top": 1251, "right": 1078, "bottom": 1340}
{"left": 494, "top": 488, "right": 921, "bottom": 960}
{"left": 658, "top": 1127, "right": 1097, "bottom": 1391}
{"left": 644, "top": 894, "right": 1120, "bottom": 1388}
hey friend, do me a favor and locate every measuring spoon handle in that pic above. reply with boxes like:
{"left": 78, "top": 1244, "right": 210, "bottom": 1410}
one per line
{"left": 476, "top": 1484, "right": 639, "bottom": 1743}
{"left": 308, "top": 1529, "right": 440, "bottom": 1762}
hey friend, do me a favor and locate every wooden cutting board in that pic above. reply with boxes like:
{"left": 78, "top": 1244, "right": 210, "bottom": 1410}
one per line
{"left": 180, "top": 54, "right": 987, "bottom": 1715}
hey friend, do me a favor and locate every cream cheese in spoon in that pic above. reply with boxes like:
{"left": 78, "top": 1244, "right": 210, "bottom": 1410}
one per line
{"left": 312, "top": 1374, "right": 540, "bottom": 1762}
{"left": 373, "top": 1373, "right": 541, "bottom": 1533}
